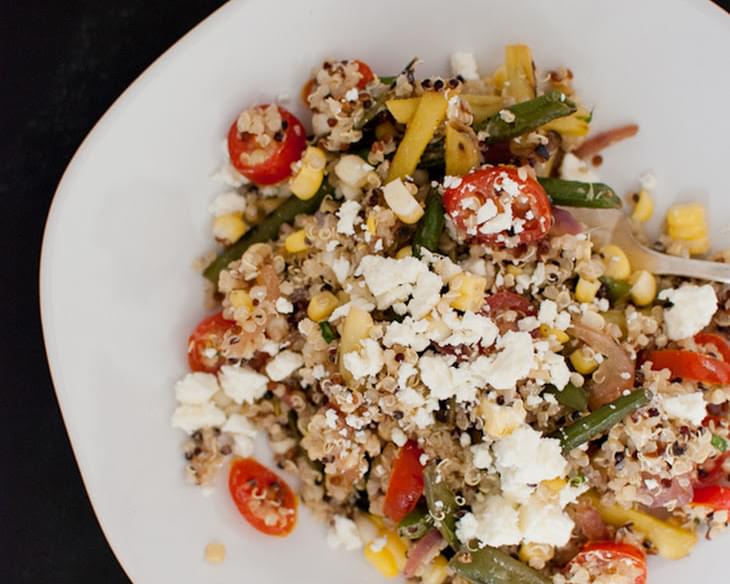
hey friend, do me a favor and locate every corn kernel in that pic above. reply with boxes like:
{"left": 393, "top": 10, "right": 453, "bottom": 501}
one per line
{"left": 307, "top": 291, "right": 339, "bottom": 322}
{"left": 506, "top": 265, "right": 522, "bottom": 276}
{"left": 492, "top": 65, "right": 507, "bottom": 91}
{"left": 600, "top": 245, "right": 631, "bottom": 280}
{"left": 364, "top": 541, "right": 399, "bottom": 578}
{"left": 666, "top": 203, "right": 707, "bottom": 240}
{"left": 685, "top": 236, "right": 710, "bottom": 255}
{"left": 284, "top": 229, "right": 308, "bottom": 253}
{"left": 421, "top": 556, "right": 449, "bottom": 584}
{"left": 539, "top": 324, "right": 569, "bottom": 344}
{"left": 570, "top": 347, "right": 599, "bottom": 374}
{"left": 541, "top": 478, "right": 567, "bottom": 493}
{"left": 366, "top": 214, "right": 377, "bottom": 235}
{"left": 363, "top": 528, "right": 407, "bottom": 579}
{"left": 383, "top": 178, "right": 424, "bottom": 224}
{"left": 289, "top": 146, "right": 326, "bottom": 200}
{"left": 575, "top": 277, "right": 600, "bottom": 303}
{"left": 229, "top": 290, "right": 254, "bottom": 312}
{"left": 212, "top": 212, "right": 247, "bottom": 244}
{"left": 628, "top": 270, "right": 656, "bottom": 306}
{"left": 631, "top": 190, "right": 654, "bottom": 223}
{"left": 204, "top": 542, "right": 226, "bottom": 564}
{"left": 395, "top": 246, "right": 412, "bottom": 259}
{"left": 448, "top": 272, "right": 487, "bottom": 312}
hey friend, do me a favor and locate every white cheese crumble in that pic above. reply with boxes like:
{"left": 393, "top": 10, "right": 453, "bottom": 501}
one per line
{"left": 391, "top": 427, "right": 407, "bottom": 447}
{"left": 450, "top": 51, "right": 479, "bottom": 80}
{"left": 481, "top": 331, "right": 535, "bottom": 390}
{"left": 663, "top": 392, "right": 707, "bottom": 426}
{"left": 658, "top": 284, "right": 717, "bottom": 340}
{"left": 331, "top": 257, "right": 351, "bottom": 285}
{"left": 470, "top": 442, "right": 493, "bottom": 470}
{"left": 336, "top": 200, "right": 362, "bottom": 235}
{"left": 218, "top": 365, "right": 268, "bottom": 405}
{"left": 208, "top": 191, "right": 247, "bottom": 216}
{"left": 519, "top": 499, "right": 575, "bottom": 546}
{"left": 441, "top": 310, "right": 498, "bottom": 347}
{"left": 275, "top": 297, "right": 293, "bottom": 314}
{"left": 343, "top": 339, "right": 385, "bottom": 379}
{"left": 559, "top": 152, "right": 599, "bottom": 182}
{"left": 174, "top": 372, "right": 219, "bottom": 405}
{"left": 357, "top": 255, "right": 429, "bottom": 310}
{"left": 171, "top": 403, "right": 226, "bottom": 435}
{"left": 537, "top": 299, "right": 558, "bottom": 325}
{"left": 326, "top": 516, "right": 362, "bottom": 551}
{"left": 221, "top": 414, "right": 257, "bottom": 457}
{"left": 456, "top": 495, "right": 521, "bottom": 547}
{"left": 265, "top": 350, "right": 304, "bottom": 381}
{"left": 492, "top": 426, "right": 567, "bottom": 503}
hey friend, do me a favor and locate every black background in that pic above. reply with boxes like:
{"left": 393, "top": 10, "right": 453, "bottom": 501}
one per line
{"left": 0, "top": 1, "right": 728, "bottom": 582}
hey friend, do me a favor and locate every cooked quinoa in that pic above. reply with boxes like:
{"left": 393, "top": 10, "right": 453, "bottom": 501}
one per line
{"left": 172, "top": 46, "right": 730, "bottom": 583}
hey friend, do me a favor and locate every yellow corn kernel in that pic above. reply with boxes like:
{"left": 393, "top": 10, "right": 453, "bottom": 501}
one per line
{"left": 284, "top": 229, "right": 308, "bottom": 253}
{"left": 492, "top": 65, "right": 507, "bottom": 91}
{"left": 364, "top": 542, "right": 399, "bottom": 578}
{"left": 448, "top": 272, "right": 487, "bottom": 312}
{"left": 395, "top": 246, "right": 412, "bottom": 259}
{"left": 506, "top": 264, "right": 522, "bottom": 276}
{"left": 628, "top": 270, "right": 656, "bottom": 306}
{"left": 421, "top": 555, "right": 449, "bottom": 584}
{"left": 505, "top": 44, "right": 536, "bottom": 103}
{"left": 383, "top": 178, "right": 424, "bottom": 224}
{"left": 375, "top": 120, "right": 397, "bottom": 141}
{"left": 289, "top": 146, "right": 326, "bottom": 200}
{"left": 631, "top": 190, "right": 654, "bottom": 223}
{"left": 685, "top": 235, "right": 711, "bottom": 255}
{"left": 539, "top": 324, "right": 569, "bottom": 344}
{"left": 570, "top": 347, "right": 599, "bottom": 375}
{"left": 212, "top": 212, "right": 247, "bottom": 244}
{"left": 666, "top": 203, "right": 708, "bottom": 241}
{"left": 307, "top": 291, "right": 339, "bottom": 322}
{"left": 229, "top": 290, "right": 254, "bottom": 312}
{"left": 204, "top": 542, "right": 226, "bottom": 564}
{"left": 600, "top": 245, "right": 631, "bottom": 280}
{"left": 366, "top": 214, "right": 377, "bottom": 235}
{"left": 584, "top": 492, "right": 697, "bottom": 559}
{"left": 575, "top": 277, "right": 600, "bottom": 303}
{"left": 363, "top": 528, "right": 408, "bottom": 579}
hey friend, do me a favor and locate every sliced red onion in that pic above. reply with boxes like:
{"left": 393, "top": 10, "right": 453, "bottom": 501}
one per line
{"left": 551, "top": 207, "right": 583, "bottom": 236}
{"left": 403, "top": 528, "right": 444, "bottom": 578}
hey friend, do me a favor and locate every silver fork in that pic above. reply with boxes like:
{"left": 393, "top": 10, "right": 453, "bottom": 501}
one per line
{"left": 567, "top": 208, "right": 730, "bottom": 284}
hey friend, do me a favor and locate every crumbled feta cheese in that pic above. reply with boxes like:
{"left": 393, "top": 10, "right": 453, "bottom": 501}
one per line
{"left": 456, "top": 495, "right": 521, "bottom": 547}
{"left": 658, "top": 284, "right": 717, "bottom": 340}
{"left": 391, "top": 427, "right": 407, "bottom": 447}
{"left": 481, "top": 331, "right": 535, "bottom": 390}
{"left": 398, "top": 387, "right": 426, "bottom": 408}
{"left": 560, "top": 152, "right": 599, "bottom": 182}
{"left": 538, "top": 300, "right": 558, "bottom": 325}
{"left": 265, "top": 350, "right": 304, "bottom": 381}
{"left": 663, "top": 392, "right": 707, "bottom": 426}
{"left": 409, "top": 271, "right": 443, "bottom": 319}
{"left": 275, "top": 297, "right": 293, "bottom": 314}
{"left": 218, "top": 365, "right": 268, "bottom": 404}
{"left": 222, "top": 414, "right": 257, "bottom": 457}
{"left": 479, "top": 205, "right": 513, "bottom": 235}
{"left": 499, "top": 109, "right": 516, "bottom": 123}
{"left": 441, "top": 310, "right": 498, "bottom": 347}
{"left": 542, "top": 352, "right": 571, "bottom": 390}
{"left": 336, "top": 200, "right": 362, "bottom": 235}
{"left": 519, "top": 499, "right": 575, "bottom": 546}
{"left": 412, "top": 407, "right": 434, "bottom": 429}
{"left": 450, "top": 51, "right": 479, "bottom": 81}
{"left": 554, "top": 311, "right": 572, "bottom": 331}
{"left": 493, "top": 426, "right": 567, "bottom": 503}
{"left": 419, "top": 354, "right": 456, "bottom": 400}
{"left": 397, "top": 362, "right": 417, "bottom": 390}
{"left": 471, "top": 442, "right": 493, "bottom": 470}
{"left": 171, "top": 403, "right": 226, "bottom": 434}
{"left": 518, "top": 316, "right": 540, "bottom": 332}
{"left": 443, "top": 175, "right": 462, "bottom": 189}
{"left": 343, "top": 339, "right": 384, "bottom": 379}
{"left": 383, "top": 317, "right": 433, "bottom": 352}
{"left": 480, "top": 399, "right": 527, "bottom": 438}
{"left": 357, "top": 255, "right": 429, "bottom": 309}
{"left": 327, "top": 516, "right": 362, "bottom": 551}
{"left": 332, "top": 257, "right": 351, "bottom": 284}
{"left": 208, "top": 191, "right": 247, "bottom": 216}
{"left": 344, "top": 88, "right": 359, "bottom": 102}
{"left": 212, "top": 160, "right": 247, "bottom": 188}
{"left": 639, "top": 171, "right": 657, "bottom": 191}
{"left": 174, "top": 372, "right": 220, "bottom": 405}
{"left": 260, "top": 340, "right": 281, "bottom": 356}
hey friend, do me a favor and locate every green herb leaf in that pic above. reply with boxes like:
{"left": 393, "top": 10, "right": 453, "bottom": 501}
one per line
{"left": 712, "top": 434, "right": 728, "bottom": 452}
{"left": 319, "top": 321, "right": 337, "bottom": 343}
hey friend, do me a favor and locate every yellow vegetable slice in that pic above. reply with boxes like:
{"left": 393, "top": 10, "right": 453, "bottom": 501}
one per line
{"left": 505, "top": 44, "right": 536, "bottom": 103}
{"left": 386, "top": 97, "right": 421, "bottom": 124}
{"left": 445, "top": 125, "right": 480, "bottom": 176}
{"left": 387, "top": 92, "right": 448, "bottom": 182}
{"left": 542, "top": 109, "right": 591, "bottom": 137}
{"left": 585, "top": 492, "right": 697, "bottom": 559}
{"left": 462, "top": 94, "right": 503, "bottom": 124}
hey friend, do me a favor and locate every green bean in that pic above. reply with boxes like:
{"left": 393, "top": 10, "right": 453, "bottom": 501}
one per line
{"left": 600, "top": 276, "right": 631, "bottom": 304}
{"left": 449, "top": 547, "right": 551, "bottom": 584}
{"left": 552, "top": 388, "right": 650, "bottom": 452}
{"left": 398, "top": 505, "right": 434, "bottom": 540}
{"left": 711, "top": 434, "right": 727, "bottom": 452}
{"left": 475, "top": 91, "right": 576, "bottom": 143}
{"left": 356, "top": 57, "right": 418, "bottom": 130}
{"left": 539, "top": 177, "right": 622, "bottom": 209}
{"left": 544, "top": 382, "right": 588, "bottom": 411}
{"left": 423, "top": 464, "right": 460, "bottom": 550}
{"left": 319, "top": 321, "right": 337, "bottom": 343}
{"left": 203, "top": 183, "right": 331, "bottom": 287}
{"left": 413, "top": 189, "right": 445, "bottom": 257}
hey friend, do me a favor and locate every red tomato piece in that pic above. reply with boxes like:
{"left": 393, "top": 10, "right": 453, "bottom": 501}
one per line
{"left": 187, "top": 312, "right": 235, "bottom": 373}
{"left": 569, "top": 542, "right": 647, "bottom": 584}
{"left": 692, "top": 485, "right": 730, "bottom": 511}
{"left": 695, "top": 332, "right": 730, "bottom": 363}
{"left": 442, "top": 166, "right": 553, "bottom": 246}
{"left": 647, "top": 349, "right": 730, "bottom": 385}
{"left": 696, "top": 452, "right": 730, "bottom": 488}
{"left": 383, "top": 440, "right": 425, "bottom": 522}
{"left": 354, "top": 60, "right": 374, "bottom": 88}
{"left": 227, "top": 106, "right": 306, "bottom": 186}
{"left": 229, "top": 458, "right": 298, "bottom": 536}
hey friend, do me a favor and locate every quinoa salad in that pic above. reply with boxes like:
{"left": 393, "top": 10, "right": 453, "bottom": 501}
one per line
{"left": 171, "top": 46, "right": 730, "bottom": 583}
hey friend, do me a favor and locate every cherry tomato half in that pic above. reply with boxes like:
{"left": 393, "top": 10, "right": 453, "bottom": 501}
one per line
{"left": 443, "top": 166, "right": 553, "bottom": 246}
{"left": 696, "top": 452, "right": 730, "bottom": 488}
{"left": 647, "top": 349, "right": 730, "bottom": 385}
{"left": 354, "top": 60, "right": 375, "bottom": 88}
{"left": 227, "top": 105, "right": 306, "bottom": 186}
{"left": 692, "top": 485, "right": 730, "bottom": 511}
{"left": 695, "top": 332, "right": 730, "bottom": 363}
{"left": 383, "top": 440, "right": 425, "bottom": 523}
{"left": 229, "top": 458, "right": 298, "bottom": 536}
{"left": 568, "top": 542, "right": 647, "bottom": 584}
{"left": 187, "top": 312, "right": 235, "bottom": 373}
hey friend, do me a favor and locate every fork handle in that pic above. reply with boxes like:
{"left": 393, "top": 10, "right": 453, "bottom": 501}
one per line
{"left": 626, "top": 246, "right": 730, "bottom": 284}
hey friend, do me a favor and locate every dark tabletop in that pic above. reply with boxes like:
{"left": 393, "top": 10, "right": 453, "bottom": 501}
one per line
{"left": 1, "top": 1, "right": 728, "bottom": 582}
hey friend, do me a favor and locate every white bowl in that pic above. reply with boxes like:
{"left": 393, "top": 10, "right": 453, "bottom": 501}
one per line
{"left": 40, "top": 0, "right": 730, "bottom": 582}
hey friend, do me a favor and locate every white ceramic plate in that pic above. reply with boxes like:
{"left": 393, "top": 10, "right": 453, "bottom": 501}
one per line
{"left": 41, "top": 0, "right": 730, "bottom": 582}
